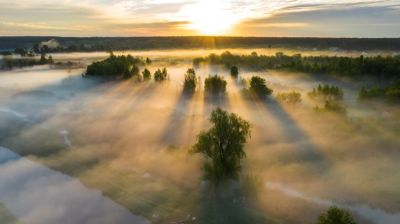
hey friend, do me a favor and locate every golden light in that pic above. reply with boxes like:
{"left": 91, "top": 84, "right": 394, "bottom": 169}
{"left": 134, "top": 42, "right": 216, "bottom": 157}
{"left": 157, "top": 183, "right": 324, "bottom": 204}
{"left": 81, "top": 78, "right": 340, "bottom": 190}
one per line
{"left": 180, "top": 1, "right": 240, "bottom": 35}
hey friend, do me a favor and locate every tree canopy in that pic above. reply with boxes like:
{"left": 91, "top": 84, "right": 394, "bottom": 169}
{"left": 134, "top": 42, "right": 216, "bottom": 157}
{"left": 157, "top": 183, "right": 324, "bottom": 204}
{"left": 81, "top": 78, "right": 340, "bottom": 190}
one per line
{"left": 154, "top": 68, "right": 168, "bottom": 81}
{"left": 192, "top": 108, "right": 251, "bottom": 182}
{"left": 230, "top": 66, "right": 239, "bottom": 78}
{"left": 183, "top": 68, "right": 197, "bottom": 94}
{"left": 204, "top": 75, "right": 227, "bottom": 95}
{"left": 317, "top": 206, "right": 356, "bottom": 224}
{"left": 85, "top": 53, "right": 142, "bottom": 79}
{"left": 142, "top": 68, "right": 151, "bottom": 80}
{"left": 249, "top": 76, "right": 273, "bottom": 98}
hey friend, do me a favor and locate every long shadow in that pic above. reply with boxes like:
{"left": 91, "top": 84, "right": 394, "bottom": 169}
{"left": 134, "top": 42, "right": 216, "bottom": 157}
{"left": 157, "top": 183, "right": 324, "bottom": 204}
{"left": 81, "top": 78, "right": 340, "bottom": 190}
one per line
{"left": 193, "top": 177, "right": 272, "bottom": 224}
{"left": 159, "top": 90, "right": 194, "bottom": 145}
{"left": 256, "top": 96, "right": 331, "bottom": 169}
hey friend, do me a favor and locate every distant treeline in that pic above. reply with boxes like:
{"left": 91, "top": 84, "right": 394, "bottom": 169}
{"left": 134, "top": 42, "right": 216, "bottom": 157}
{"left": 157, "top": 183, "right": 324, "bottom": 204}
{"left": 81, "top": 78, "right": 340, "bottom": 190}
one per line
{"left": 1, "top": 36, "right": 400, "bottom": 52}
{"left": 194, "top": 51, "right": 400, "bottom": 79}
{"left": 0, "top": 53, "right": 53, "bottom": 70}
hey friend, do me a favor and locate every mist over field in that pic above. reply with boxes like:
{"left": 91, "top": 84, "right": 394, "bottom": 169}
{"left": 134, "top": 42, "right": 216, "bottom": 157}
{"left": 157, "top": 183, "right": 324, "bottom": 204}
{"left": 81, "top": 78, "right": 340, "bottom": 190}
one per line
{"left": 1, "top": 49, "right": 400, "bottom": 224}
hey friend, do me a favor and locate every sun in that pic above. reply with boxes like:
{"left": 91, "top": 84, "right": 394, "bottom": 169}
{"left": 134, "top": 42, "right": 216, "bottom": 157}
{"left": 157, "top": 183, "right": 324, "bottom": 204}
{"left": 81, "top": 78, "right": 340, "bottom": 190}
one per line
{"left": 180, "top": 1, "right": 239, "bottom": 35}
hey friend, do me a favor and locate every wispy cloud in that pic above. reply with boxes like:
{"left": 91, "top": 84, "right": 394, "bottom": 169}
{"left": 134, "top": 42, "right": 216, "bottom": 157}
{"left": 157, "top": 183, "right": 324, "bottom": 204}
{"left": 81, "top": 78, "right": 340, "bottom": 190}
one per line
{"left": 0, "top": 0, "right": 399, "bottom": 36}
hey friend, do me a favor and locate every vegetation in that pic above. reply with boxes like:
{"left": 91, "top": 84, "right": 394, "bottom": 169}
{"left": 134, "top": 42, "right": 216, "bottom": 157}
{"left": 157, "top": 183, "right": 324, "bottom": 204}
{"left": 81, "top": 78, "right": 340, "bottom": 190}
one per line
{"left": 154, "top": 68, "right": 168, "bottom": 81}
{"left": 317, "top": 206, "right": 356, "bottom": 224}
{"left": 183, "top": 68, "right": 197, "bottom": 94}
{"left": 314, "top": 100, "right": 347, "bottom": 114}
{"left": 276, "top": 91, "right": 302, "bottom": 104}
{"left": 308, "top": 84, "right": 343, "bottom": 101}
{"left": 204, "top": 75, "right": 227, "bottom": 95}
{"left": 249, "top": 76, "right": 273, "bottom": 98}
{"left": 142, "top": 68, "right": 151, "bottom": 80}
{"left": 85, "top": 53, "right": 142, "bottom": 79}
{"left": 230, "top": 66, "right": 239, "bottom": 78}
{"left": 1, "top": 53, "right": 54, "bottom": 70}
{"left": 191, "top": 108, "right": 251, "bottom": 182}
{"left": 358, "top": 81, "right": 400, "bottom": 102}
{"left": 2, "top": 37, "right": 400, "bottom": 53}
{"left": 194, "top": 51, "right": 400, "bottom": 79}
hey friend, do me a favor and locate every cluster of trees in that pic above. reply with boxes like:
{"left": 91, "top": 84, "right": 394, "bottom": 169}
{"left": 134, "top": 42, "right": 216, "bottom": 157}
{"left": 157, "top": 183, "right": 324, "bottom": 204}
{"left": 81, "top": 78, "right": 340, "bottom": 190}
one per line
{"left": 204, "top": 75, "right": 227, "bottom": 95}
{"left": 194, "top": 51, "right": 400, "bottom": 79}
{"left": 308, "top": 84, "right": 343, "bottom": 101}
{"left": 154, "top": 68, "right": 169, "bottom": 81}
{"left": 1, "top": 52, "right": 53, "bottom": 70}
{"left": 276, "top": 91, "right": 302, "bottom": 104}
{"left": 85, "top": 53, "right": 143, "bottom": 79}
{"left": 358, "top": 81, "right": 400, "bottom": 102}
{"left": 191, "top": 108, "right": 251, "bottom": 182}
{"left": 183, "top": 68, "right": 197, "bottom": 94}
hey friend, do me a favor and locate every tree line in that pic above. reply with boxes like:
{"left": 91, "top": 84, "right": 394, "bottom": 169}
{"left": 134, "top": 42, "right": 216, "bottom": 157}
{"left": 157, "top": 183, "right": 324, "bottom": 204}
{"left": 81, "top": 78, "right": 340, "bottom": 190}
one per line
{"left": 194, "top": 51, "right": 400, "bottom": 79}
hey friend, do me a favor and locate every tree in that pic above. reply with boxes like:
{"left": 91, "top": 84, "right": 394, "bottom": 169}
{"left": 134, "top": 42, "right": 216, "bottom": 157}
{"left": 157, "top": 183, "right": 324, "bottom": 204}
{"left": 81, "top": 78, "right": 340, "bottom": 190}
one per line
{"left": 192, "top": 108, "right": 251, "bottom": 182}
{"left": 204, "top": 75, "right": 227, "bottom": 95}
{"left": 146, "top": 57, "right": 152, "bottom": 64}
{"left": 142, "top": 68, "right": 151, "bottom": 80}
{"left": 249, "top": 76, "right": 272, "bottom": 98}
{"left": 317, "top": 206, "right": 356, "bottom": 224}
{"left": 183, "top": 68, "right": 197, "bottom": 94}
{"left": 230, "top": 66, "right": 239, "bottom": 78}
{"left": 154, "top": 68, "right": 168, "bottom": 81}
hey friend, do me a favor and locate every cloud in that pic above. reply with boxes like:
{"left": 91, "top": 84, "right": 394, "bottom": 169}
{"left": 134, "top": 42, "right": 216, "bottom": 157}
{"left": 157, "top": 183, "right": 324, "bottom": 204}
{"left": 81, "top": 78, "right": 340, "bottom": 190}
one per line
{"left": 0, "top": 0, "right": 399, "bottom": 36}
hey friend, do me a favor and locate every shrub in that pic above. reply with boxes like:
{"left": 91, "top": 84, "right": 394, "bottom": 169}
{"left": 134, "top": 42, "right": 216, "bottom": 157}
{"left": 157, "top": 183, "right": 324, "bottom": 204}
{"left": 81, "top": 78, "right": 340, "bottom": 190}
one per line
{"left": 314, "top": 100, "right": 347, "bottom": 114}
{"left": 191, "top": 108, "right": 251, "bottom": 182}
{"left": 276, "top": 91, "right": 302, "bottom": 104}
{"left": 249, "top": 76, "right": 272, "bottom": 98}
{"left": 204, "top": 75, "right": 227, "bottom": 95}
{"left": 183, "top": 68, "right": 197, "bottom": 94}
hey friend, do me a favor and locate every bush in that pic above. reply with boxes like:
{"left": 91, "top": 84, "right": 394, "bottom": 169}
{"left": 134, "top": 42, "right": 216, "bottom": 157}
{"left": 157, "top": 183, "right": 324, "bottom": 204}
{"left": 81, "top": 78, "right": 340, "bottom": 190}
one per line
{"left": 191, "top": 108, "right": 251, "bottom": 182}
{"left": 276, "top": 91, "right": 302, "bottom": 104}
{"left": 183, "top": 68, "right": 197, "bottom": 94}
{"left": 142, "top": 68, "right": 151, "bottom": 80}
{"left": 204, "top": 75, "right": 227, "bottom": 95}
{"left": 317, "top": 206, "right": 356, "bottom": 224}
{"left": 154, "top": 68, "right": 168, "bottom": 81}
{"left": 249, "top": 76, "right": 272, "bottom": 98}
{"left": 308, "top": 84, "right": 343, "bottom": 101}
{"left": 230, "top": 66, "right": 239, "bottom": 78}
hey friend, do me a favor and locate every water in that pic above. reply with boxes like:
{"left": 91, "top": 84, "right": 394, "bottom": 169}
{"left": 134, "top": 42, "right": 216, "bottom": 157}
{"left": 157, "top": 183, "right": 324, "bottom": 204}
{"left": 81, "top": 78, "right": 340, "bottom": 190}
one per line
{"left": 0, "top": 147, "right": 149, "bottom": 224}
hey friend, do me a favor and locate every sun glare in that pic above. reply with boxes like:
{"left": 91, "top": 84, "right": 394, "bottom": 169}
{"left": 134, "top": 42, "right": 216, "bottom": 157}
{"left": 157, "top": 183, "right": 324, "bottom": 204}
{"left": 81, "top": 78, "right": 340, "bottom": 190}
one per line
{"left": 181, "top": 1, "right": 240, "bottom": 35}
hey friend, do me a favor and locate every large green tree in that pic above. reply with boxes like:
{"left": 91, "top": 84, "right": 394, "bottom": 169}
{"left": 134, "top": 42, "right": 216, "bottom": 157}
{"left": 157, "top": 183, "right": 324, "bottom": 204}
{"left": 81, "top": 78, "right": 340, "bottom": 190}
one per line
{"left": 192, "top": 108, "right": 251, "bottom": 182}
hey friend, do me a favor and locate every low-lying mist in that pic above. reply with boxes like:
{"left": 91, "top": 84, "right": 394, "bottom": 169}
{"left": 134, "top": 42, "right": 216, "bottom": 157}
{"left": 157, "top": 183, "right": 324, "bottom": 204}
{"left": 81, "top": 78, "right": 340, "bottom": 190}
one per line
{"left": 0, "top": 50, "right": 399, "bottom": 224}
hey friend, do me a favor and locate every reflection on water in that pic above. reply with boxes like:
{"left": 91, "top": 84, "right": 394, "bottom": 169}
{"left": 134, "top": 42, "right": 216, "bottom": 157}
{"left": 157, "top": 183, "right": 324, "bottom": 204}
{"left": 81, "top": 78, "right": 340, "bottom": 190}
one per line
{"left": 0, "top": 147, "right": 149, "bottom": 224}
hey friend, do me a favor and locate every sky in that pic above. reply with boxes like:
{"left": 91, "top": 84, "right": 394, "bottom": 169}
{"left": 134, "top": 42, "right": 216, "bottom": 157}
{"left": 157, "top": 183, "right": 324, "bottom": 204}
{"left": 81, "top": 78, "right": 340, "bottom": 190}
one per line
{"left": 0, "top": 0, "right": 400, "bottom": 37}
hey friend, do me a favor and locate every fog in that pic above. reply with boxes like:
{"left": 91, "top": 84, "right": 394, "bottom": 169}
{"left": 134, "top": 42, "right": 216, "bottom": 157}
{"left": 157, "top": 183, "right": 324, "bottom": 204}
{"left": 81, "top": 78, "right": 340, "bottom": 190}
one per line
{"left": 0, "top": 49, "right": 399, "bottom": 224}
